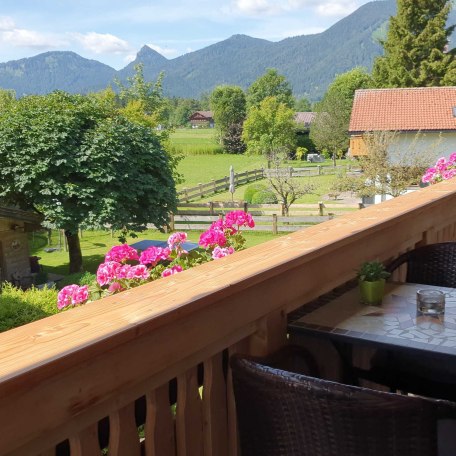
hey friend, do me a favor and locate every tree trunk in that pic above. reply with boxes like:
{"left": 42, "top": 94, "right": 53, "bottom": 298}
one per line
{"left": 332, "top": 152, "right": 337, "bottom": 167}
{"left": 65, "top": 230, "right": 83, "bottom": 273}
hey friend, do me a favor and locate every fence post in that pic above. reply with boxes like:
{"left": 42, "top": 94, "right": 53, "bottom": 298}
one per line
{"left": 212, "top": 179, "right": 216, "bottom": 194}
{"left": 272, "top": 214, "right": 278, "bottom": 235}
{"left": 169, "top": 213, "right": 175, "bottom": 231}
{"left": 289, "top": 167, "right": 293, "bottom": 177}
{"left": 209, "top": 201, "right": 214, "bottom": 215}
{"left": 184, "top": 188, "right": 189, "bottom": 203}
{"left": 358, "top": 202, "right": 365, "bottom": 210}
{"left": 198, "top": 183, "right": 204, "bottom": 198}
{"left": 318, "top": 165, "right": 322, "bottom": 175}
{"left": 319, "top": 202, "right": 325, "bottom": 216}
{"left": 243, "top": 202, "right": 248, "bottom": 213}
{"left": 225, "top": 176, "right": 229, "bottom": 191}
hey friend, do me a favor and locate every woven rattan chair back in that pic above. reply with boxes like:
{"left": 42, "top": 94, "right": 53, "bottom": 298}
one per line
{"left": 387, "top": 242, "right": 456, "bottom": 287}
{"left": 231, "top": 355, "right": 456, "bottom": 456}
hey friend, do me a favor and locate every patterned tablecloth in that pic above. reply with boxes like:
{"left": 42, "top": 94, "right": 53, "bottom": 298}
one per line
{"left": 288, "top": 283, "right": 456, "bottom": 358}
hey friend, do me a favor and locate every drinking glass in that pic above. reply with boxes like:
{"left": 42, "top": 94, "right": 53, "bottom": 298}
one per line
{"left": 416, "top": 289, "right": 445, "bottom": 315}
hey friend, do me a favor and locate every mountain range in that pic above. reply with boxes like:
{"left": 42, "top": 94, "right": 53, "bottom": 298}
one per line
{"left": 0, "top": 0, "right": 454, "bottom": 101}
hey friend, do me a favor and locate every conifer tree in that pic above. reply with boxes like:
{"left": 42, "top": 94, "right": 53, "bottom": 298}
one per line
{"left": 372, "top": 0, "right": 456, "bottom": 87}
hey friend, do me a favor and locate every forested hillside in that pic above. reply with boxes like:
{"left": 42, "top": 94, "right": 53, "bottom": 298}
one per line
{"left": 0, "top": 51, "right": 116, "bottom": 95}
{"left": 0, "top": 0, "right": 454, "bottom": 100}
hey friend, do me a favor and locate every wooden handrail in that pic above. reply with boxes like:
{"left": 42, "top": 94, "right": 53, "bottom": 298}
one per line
{"left": 2, "top": 179, "right": 456, "bottom": 455}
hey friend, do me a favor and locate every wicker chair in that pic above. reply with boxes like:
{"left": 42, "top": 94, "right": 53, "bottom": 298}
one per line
{"left": 231, "top": 352, "right": 456, "bottom": 456}
{"left": 353, "top": 242, "right": 456, "bottom": 400}
{"left": 386, "top": 242, "right": 456, "bottom": 287}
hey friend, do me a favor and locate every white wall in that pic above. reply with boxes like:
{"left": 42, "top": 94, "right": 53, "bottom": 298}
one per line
{"left": 388, "top": 131, "right": 456, "bottom": 164}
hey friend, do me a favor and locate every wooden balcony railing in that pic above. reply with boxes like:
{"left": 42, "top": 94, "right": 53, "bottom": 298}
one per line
{"left": 2, "top": 180, "right": 456, "bottom": 456}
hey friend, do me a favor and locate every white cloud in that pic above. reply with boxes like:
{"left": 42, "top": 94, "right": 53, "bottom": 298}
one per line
{"left": 73, "top": 32, "right": 131, "bottom": 54}
{"left": 231, "top": 0, "right": 280, "bottom": 15}
{"left": 1, "top": 28, "right": 68, "bottom": 49}
{"left": 0, "top": 16, "right": 15, "bottom": 31}
{"left": 315, "top": 1, "right": 359, "bottom": 17}
{"left": 147, "top": 43, "right": 178, "bottom": 57}
{"left": 229, "top": 0, "right": 360, "bottom": 17}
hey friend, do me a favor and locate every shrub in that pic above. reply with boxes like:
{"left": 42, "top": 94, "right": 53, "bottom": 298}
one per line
{"left": 58, "top": 271, "right": 97, "bottom": 290}
{"left": 251, "top": 190, "right": 278, "bottom": 204}
{"left": 244, "top": 183, "right": 267, "bottom": 203}
{"left": 0, "top": 283, "right": 58, "bottom": 332}
{"left": 295, "top": 147, "right": 307, "bottom": 161}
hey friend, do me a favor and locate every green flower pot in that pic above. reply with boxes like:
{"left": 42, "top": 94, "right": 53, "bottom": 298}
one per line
{"left": 359, "top": 278, "right": 385, "bottom": 305}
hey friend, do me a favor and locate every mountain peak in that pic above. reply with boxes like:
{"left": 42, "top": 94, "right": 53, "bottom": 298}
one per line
{"left": 136, "top": 45, "right": 167, "bottom": 61}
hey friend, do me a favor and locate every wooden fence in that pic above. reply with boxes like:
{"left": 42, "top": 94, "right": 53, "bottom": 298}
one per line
{"left": 263, "top": 165, "right": 345, "bottom": 178}
{"left": 177, "top": 165, "right": 347, "bottom": 202}
{"left": 178, "top": 169, "right": 264, "bottom": 202}
{"left": 167, "top": 201, "right": 362, "bottom": 234}
{"left": 176, "top": 201, "right": 361, "bottom": 216}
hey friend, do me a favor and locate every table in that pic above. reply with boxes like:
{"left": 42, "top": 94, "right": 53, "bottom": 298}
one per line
{"left": 288, "top": 283, "right": 456, "bottom": 382}
{"left": 130, "top": 239, "right": 199, "bottom": 252}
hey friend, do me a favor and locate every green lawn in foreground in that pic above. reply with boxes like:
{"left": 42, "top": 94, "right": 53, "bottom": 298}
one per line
{"left": 30, "top": 228, "right": 281, "bottom": 276}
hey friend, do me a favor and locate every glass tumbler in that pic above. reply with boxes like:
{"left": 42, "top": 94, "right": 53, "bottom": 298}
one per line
{"left": 416, "top": 289, "right": 445, "bottom": 315}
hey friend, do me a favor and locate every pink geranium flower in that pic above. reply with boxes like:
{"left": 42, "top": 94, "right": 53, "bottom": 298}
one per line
{"left": 96, "top": 261, "right": 122, "bottom": 286}
{"left": 212, "top": 246, "right": 235, "bottom": 259}
{"left": 126, "top": 264, "right": 150, "bottom": 280}
{"left": 225, "top": 210, "right": 255, "bottom": 229}
{"left": 161, "top": 265, "right": 183, "bottom": 277}
{"left": 423, "top": 154, "right": 456, "bottom": 184}
{"left": 168, "top": 232, "right": 187, "bottom": 250}
{"left": 105, "top": 244, "right": 139, "bottom": 263}
{"left": 108, "top": 282, "right": 124, "bottom": 293}
{"left": 199, "top": 228, "right": 227, "bottom": 248}
{"left": 57, "top": 284, "right": 89, "bottom": 309}
{"left": 139, "top": 246, "right": 170, "bottom": 266}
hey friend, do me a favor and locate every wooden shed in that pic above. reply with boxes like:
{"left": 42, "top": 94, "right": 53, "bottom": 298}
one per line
{"left": 0, "top": 206, "right": 43, "bottom": 284}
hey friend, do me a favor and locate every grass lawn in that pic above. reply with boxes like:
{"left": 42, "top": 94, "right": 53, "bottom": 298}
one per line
{"left": 192, "top": 160, "right": 351, "bottom": 204}
{"left": 30, "top": 228, "right": 282, "bottom": 277}
{"left": 176, "top": 154, "right": 268, "bottom": 189}
{"left": 169, "top": 128, "right": 222, "bottom": 154}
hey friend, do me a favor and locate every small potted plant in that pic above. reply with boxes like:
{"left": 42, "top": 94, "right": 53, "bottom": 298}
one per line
{"left": 356, "top": 260, "right": 390, "bottom": 305}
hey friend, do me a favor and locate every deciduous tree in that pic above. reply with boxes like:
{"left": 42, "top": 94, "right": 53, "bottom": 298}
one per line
{"left": 210, "top": 85, "right": 246, "bottom": 153}
{"left": 294, "top": 96, "right": 312, "bottom": 112}
{"left": 264, "top": 151, "right": 315, "bottom": 216}
{"left": 310, "top": 67, "right": 373, "bottom": 165}
{"left": 242, "top": 96, "right": 297, "bottom": 157}
{"left": 116, "top": 63, "right": 169, "bottom": 129}
{"left": 0, "top": 92, "right": 177, "bottom": 273}
{"left": 246, "top": 69, "right": 294, "bottom": 110}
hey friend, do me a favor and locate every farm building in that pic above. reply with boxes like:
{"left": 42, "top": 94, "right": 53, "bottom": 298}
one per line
{"left": 189, "top": 111, "right": 214, "bottom": 128}
{"left": 348, "top": 87, "right": 456, "bottom": 158}
{"left": 294, "top": 112, "right": 316, "bottom": 129}
{"left": 0, "top": 206, "right": 42, "bottom": 285}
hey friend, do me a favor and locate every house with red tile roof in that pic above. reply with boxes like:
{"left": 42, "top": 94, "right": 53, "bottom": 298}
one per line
{"left": 348, "top": 87, "right": 456, "bottom": 158}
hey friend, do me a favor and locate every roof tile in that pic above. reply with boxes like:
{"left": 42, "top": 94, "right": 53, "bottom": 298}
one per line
{"left": 349, "top": 87, "right": 456, "bottom": 132}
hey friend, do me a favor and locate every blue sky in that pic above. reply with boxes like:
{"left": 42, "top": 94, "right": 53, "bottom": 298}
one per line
{"left": 0, "top": 0, "right": 373, "bottom": 69}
